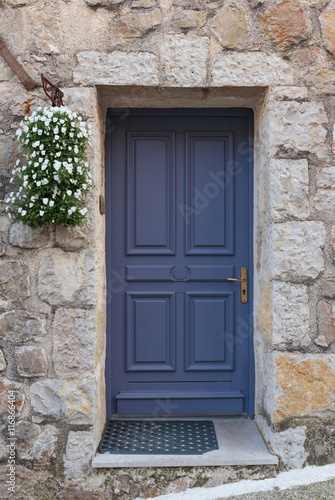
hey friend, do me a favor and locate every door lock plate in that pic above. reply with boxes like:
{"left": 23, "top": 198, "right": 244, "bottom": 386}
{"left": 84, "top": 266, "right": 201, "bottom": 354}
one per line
{"left": 227, "top": 267, "right": 247, "bottom": 304}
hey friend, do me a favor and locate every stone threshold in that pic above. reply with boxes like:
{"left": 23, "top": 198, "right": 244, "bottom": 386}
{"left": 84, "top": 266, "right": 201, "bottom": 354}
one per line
{"left": 92, "top": 418, "right": 278, "bottom": 468}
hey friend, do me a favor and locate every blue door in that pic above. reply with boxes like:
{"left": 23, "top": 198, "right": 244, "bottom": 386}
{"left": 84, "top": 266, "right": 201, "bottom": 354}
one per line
{"left": 106, "top": 109, "right": 254, "bottom": 417}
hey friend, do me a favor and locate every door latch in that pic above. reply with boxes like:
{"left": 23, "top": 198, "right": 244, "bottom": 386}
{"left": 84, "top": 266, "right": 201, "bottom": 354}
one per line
{"left": 227, "top": 267, "right": 247, "bottom": 304}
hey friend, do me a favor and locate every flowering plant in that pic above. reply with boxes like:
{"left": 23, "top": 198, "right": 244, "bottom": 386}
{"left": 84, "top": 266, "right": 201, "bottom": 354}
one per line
{"left": 6, "top": 106, "right": 92, "bottom": 229}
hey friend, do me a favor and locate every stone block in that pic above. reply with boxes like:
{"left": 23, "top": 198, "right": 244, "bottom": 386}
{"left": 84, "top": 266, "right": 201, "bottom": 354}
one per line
{"left": 9, "top": 223, "right": 50, "bottom": 249}
{"left": 30, "top": 378, "right": 94, "bottom": 424}
{"left": 211, "top": 8, "right": 249, "bottom": 49}
{"left": 0, "top": 467, "right": 51, "bottom": 499}
{"left": 315, "top": 167, "right": 335, "bottom": 212}
{"left": 316, "top": 301, "right": 335, "bottom": 346}
{"left": 166, "top": 477, "right": 197, "bottom": 494}
{"left": 110, "top": 9, "right": 162, "bottom": 45}
{"left": 52, "top": 308, "right": 95, "bottom": 377}
{"left": 0, "top": 349, "right": 6, "bottom": 371}
{"left": 0, "top": 309, "right": 46, "bottom": 343}
{"left": 333, "top": 124, "right": 335, "bottom": 154}
{"left": 38, "top": 249, "right": 95, "bottom": 306}
{"left": 0, "top": 216, "right": 10, "bottom": 233}
{"left": 274, "top": 354, "right": 335, "bottom": 422}
{"left": 63, "top": 88, "right": 97, "bottom": 119}
{"left": 16, "top": 421, "right": 57, "bottom": 462}
{"left": 0, "top": 379, "right": 24, "bottom": 416}
{"left": 86, "top": 0, "right": 124, "bottom": 4}
{"left": 304, "top": 68, "right": 335, "bottom": 95}
{"left": 0, "top": 261, "right": 29, "bottom": 301}
{"left": 74, "top": 51, "right": 159, "bottom": 86}
{"left": 273, "top": 282, "right": 310, "bottom": 347}
{"left": 0, "top": 433, "right": 6, "bottom": 461}
{"left": 211, "top": 53, "right": 295, "bottom": 86}
{"left": 62, "top": 489, "right": 109, "bottom": 500}
{"left": 272, "top": 221, "right": 326, "bottom": 280}
{"left": 132, "top": 0, "right": 156, "bottom": 6}
{"left": 173, "top": 9, "right": 207, "bottom": 28}
{"left": 271, "top": 86, "right": 309, "bottom": 100}
{"left": 319, "top": 10, "right": 335, "bottom": 54}
{"left": 270, "top": 159, "right": 310, "bottom": 221}
{"left": 0, "top": 236, "right": 5, "bottom": 256}
{"left": 293, "top": 45, "right": 327, "bottom": 68}
{"left": 55, "top": 225, "right": 89, "bottom": 250}
{"left": 9, "top": 90, "right": 46, "bottom": 117}
{"left": 0, "top": 135, "right": 13, "bottom": 173}
{"left": 269, "top": 101, "right": 328, "bottom": 158}
{"left": 15, "top": 346, "right": 48, "bottom": 377}
{"left": 258, "top": 416, "right": 307, "bottom": 468}
{"left": 159, "top": 34, "right": 209, "bottom": 87}
{"left": 259, "top": 0, "right": 312, "bottom": 47}
{"left": 64, "top": 431, "right": 95, "bottom": 479}
{"left": 29, "top": 2, "right": 62, "bottom": 54}
{"left": 322, "top": 280, "right": 335, "bottom": 299}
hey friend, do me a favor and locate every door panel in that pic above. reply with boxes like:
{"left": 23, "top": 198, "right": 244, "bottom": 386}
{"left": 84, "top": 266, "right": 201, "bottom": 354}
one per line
{"left": 106, "top": 109, "right": 254, "bottom": 417}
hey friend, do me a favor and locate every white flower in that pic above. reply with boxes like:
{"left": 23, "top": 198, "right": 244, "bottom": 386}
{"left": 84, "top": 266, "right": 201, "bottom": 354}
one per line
{"left": 39, "top": 210, "right": 44, "bottom": 216}
{"left": 39, "top": 144, "right": 44, "bottom": 150}
{"left": 23, "top": 175, "right": 28, "bottom": 181}
{"left": 68, "top": 146, "right": 72, "bottom": 150}
{"left": 66, "top": 190, "right": 72, "bottom": 195}
{"left": 56, "top": 152, "right": 61, "bottom": 157}
{"left": 70, "top": 132, "right": 74, "bottom": 138}
{"left": 80, "top": 207, "right": 88, "bottom": 215}
{"left": 32, "top": 127, "right": 37, "bottom": 132}
{"left": 43, "top": 198, "right": 48, "bottom": 205}
{"left": 39, "top": 158, "right": 43, "bottom": 163}
{"left": 29, "top": 203, "right": 33, "bottom": 208}
{"left": 32, "top": 173, "right": 37, "bottom": 179}
{"left": 74, "top": 191, "right": 80, "bottom": 199}
{"left": 54, "top": 174, "right": 60, "bottom": 181}
{"left": 18, "top": 207, "right": 22, "bottom": 213}
{"left": 22, "top": 166, "right": 27, "bottom": 171}
{"left": 5, "top": 198, "right": 10, "bottom": 203}
{"left": 36, "top": 181, "right": 41, "bottom": 186}
{"left": 10, "top": 178, "right": 13, "bottom": 183}
{"left": 21, "top": 210, "right": 27, "bottom": 216}
{"left": 54, "top": 161, "right": 61, "bottom": 171}
{"left": 55, "top": 135, "right": 59, "bottom": 140}
{"left": 53, "top": 117, "right": 57, "bottom": 123}
{"left": 82, "top": 184, "right": 87, "bottom": 190}
{"left": 49, "top": 200, "right": 55, "bottom": 207}
{"left": 16, "top": 129, "right": 22, "bottom": 137}
{"left": 37, "top": 130, "right": 43, "bottom": 136}
{"left": 31, "top": 196, "right": 36, "bottom": 202}
{"left": 41, "top": 164, "right": 47, "bottom": 170}
{"left": 61, "top": 127, "right": 66, "bottom": 133}
{"left": 23, "top": 181, "right": 28, "bottom": 187}
{"left": 16, "top": 159, "right": 20, "bottom": 166}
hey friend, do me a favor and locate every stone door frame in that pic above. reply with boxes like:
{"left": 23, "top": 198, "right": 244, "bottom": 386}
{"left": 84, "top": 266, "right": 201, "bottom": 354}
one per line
{"left": 84, "top": 84, "right": 328, "bottom": 467}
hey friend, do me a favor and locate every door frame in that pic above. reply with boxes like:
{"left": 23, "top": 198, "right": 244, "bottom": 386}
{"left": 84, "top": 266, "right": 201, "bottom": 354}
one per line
{"left": 105, "top": 108, "right": 255, "bottom": 419}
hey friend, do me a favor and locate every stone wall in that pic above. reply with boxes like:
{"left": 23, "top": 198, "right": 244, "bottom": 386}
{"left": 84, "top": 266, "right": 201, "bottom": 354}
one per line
{"left": 0, "top": 0, "right": 335, "bottom": 498}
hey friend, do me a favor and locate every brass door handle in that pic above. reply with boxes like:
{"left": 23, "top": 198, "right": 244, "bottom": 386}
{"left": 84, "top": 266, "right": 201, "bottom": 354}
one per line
{"left": 227, "top": 267, "right": 247, "bottom": 304}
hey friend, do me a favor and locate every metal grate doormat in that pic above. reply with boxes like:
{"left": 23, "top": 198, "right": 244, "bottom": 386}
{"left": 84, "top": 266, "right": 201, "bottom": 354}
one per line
{"left": 98, "top": 420, "right": 218, "bottom": 455}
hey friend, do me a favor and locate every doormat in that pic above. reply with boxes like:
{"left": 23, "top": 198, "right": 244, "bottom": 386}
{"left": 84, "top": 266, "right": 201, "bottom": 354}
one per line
{"left": 98, "top": 420, "right": 218, "bottom": 455}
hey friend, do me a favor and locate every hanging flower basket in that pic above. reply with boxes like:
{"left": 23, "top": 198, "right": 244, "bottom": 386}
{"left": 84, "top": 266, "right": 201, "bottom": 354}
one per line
{"left": 6, "top": 106, "right": 92, "bottom": 229}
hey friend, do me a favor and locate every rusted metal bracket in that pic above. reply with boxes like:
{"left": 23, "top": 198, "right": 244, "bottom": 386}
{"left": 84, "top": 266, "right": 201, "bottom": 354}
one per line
{"left": 41, "top": 73, "right": 64, "bottom": 107}
{"left": 0, "top": 36, "right": 36, "bottom": 90}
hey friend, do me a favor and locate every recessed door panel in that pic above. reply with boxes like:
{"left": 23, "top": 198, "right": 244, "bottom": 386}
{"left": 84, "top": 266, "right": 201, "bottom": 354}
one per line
{"left": 127, "top": 133, "right": 175, "bottom": 255}
{"left": 126, "top": 292, "right": 175, "bottom": 371}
